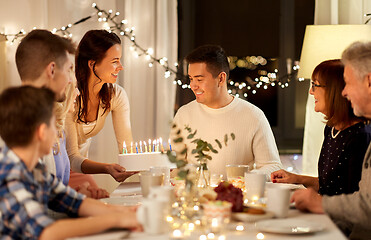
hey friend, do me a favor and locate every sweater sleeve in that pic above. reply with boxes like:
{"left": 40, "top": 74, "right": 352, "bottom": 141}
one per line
{"left": 65, "top": 112, "right": 86, "bottom": 173}
{"left": 111, "top": 85, "right": 133, "bottom": 153}
{"left": 323, "top": 185, "right": 371, "bottom": 229}
{"left": 250, "top": 109, "right": 282, "bottom": 180}
{"left": 323, "top": 144, "right": 371, "bottom": 230}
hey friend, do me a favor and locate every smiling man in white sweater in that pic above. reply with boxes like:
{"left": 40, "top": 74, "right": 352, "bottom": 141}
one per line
{"left": 172, "top": 45, "right": 282, "bottom": 180}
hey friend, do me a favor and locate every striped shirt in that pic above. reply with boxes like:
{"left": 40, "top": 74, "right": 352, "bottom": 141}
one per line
{"left": 0, "top": 145, "right": 85, "bottom": 239}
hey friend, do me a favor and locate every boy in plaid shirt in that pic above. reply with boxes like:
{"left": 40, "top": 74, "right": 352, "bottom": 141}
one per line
{"left": 0, "top": 86, "right": 141, "bottom": 240}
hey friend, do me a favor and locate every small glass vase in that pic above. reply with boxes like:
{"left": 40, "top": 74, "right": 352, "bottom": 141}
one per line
{"left": 196, "top": 160, "right": 210, "bottom": 188}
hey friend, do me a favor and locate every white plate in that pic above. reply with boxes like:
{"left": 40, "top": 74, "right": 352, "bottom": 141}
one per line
{"left": 266, "top": 182, "right": 305, "bottom": 190}
{"left": 256, "top": 219, "right": 325, "bottom": 234}
{"left": 100, "top": 195, "right": 142, "bottom": 206}
{"left": 232, "top": 211, "right": 275, "bottom": 222}
{"left": 67, "top": 229, "right": 130, "bottom": 240}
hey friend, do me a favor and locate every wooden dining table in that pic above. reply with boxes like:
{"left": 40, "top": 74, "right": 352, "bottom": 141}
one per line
{"left": 68, "top": 182, "right": 347, "bottom": 240}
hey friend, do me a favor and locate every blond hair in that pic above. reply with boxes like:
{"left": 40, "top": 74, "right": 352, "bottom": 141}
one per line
{"left": 54, "top": 75, "right": 77, "bottom": 153}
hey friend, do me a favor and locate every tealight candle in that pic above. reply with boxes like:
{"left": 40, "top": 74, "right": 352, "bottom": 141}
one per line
{"left": 211, "top": 218, "right": 219, "bottom": 228}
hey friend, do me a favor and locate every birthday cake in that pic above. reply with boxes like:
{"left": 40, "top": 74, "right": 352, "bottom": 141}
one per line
{"left": 118, "top": 152, "right": 176, "bottom": 171}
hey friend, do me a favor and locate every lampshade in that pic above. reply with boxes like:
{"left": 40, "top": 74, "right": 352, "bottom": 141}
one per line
{"left": 298, "top": 25, "right": 371, "bottom": 80}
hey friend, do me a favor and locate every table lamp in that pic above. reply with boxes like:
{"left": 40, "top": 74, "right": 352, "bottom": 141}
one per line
{"left": 298, "top": 25, "right": 371, "bottom": 80}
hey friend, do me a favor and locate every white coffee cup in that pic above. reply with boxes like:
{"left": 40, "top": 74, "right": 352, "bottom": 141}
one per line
{"left": 244, "top": 172, "right": 266, "bottom": 203}
{"left": 150, "top": 166, "right": 170, "bottom": 186}
{"left": 139, "top": 171, "right": 164, "bottom": 197}
{"left": 266, "top": 186, "right": 290, "bottom": 218}
{"left": 137, "top": 198, "right": 168, "bottom": 234}
{"left": 148, "top": 185, "right": 175, "bottom": 204}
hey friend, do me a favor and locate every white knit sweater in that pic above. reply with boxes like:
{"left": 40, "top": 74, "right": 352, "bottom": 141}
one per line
{"left": 65, "top": 84, "right": 133, "bottom": 173}
{"left": 172, "top": 97, "right": 282, "bottom": 180}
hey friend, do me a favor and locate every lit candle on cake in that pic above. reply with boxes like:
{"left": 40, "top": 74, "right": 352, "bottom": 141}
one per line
{"left": 149, "top": 139, "right": 152, "bottom": 152}
{"left": 144, "top": 141, "right": 148, "bottom": 152}
{"left": 153, "top": 140, "right": 156, "bottom": 152}
{"left": 168, "top": 138, "right": 172, "bottom": 151}
{"left": 130, "top": 142, "right": 133, "bottom": 154}
{"left": 135, "top": 142, "right": 138, "bottom": 154}
{"left": 160, "top": 137, "right": 164, "bottom": 153}
{"left": 139, "top": 141, "right": 143, "bottom": 153}
{"left": 123, "top": 141, "right": 127, "bottom": 154}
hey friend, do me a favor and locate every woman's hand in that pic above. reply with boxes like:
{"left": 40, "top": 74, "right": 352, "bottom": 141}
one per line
{"left": 106, "top": 163, "right": 138, "bottom": 182}
{"left": 75, "top": 182, "right": 110, "bottom": 199}
{"left": 271, "top": 169, "right": 299, "bottom": 184}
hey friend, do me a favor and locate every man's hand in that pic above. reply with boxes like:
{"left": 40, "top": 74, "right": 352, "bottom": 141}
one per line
{"left": 291, "top": 188, "right": 324, "bottom": 214}
{"left": 106, "top": 163, "right": 138, "bottom": 182}
{"left": 271, "top": 169, "right": 299, "bottom": 184}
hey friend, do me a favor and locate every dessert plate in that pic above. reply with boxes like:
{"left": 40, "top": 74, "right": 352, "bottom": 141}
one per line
{"left": 256, "top": 219, "right": 325, "bottom": 234}
{"left": 232, "top": 211, "right": 274, "bottom": 222}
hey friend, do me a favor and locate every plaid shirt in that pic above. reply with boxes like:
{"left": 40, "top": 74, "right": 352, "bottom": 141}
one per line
{"left": 0, "top": 145, "right": 85, "bottom": 239}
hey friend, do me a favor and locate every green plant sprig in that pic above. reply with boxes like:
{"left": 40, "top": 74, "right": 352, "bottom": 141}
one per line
{"left": 167, "top": 124, "right": 235, "bottom": 188}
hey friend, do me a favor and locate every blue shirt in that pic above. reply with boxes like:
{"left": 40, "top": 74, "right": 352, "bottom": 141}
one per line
{"left": 53, "top": 132, "right": 71, "bottom": 185}
{"left": 0, "top": 145, "right": 85, "bottom": 239}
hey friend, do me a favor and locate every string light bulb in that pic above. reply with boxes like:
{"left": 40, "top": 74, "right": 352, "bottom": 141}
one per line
{"left": 146, "top": 48, "right": 154, "bottom": 55}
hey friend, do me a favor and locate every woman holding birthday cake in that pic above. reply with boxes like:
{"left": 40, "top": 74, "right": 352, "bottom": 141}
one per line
{"left": 65, "top": 30, "right": 135, "bottom": 183}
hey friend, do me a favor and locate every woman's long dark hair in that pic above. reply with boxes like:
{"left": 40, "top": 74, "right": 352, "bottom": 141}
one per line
{"left": 75, "top": 30, "right": 121, "bottom": 123}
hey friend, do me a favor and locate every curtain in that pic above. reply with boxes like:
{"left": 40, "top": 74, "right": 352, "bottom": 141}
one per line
{"left": 120, "top": 0, "right": 177, "bottom": 141}
{"left": 302, "top": 0, "right": 371, "bottom": 176}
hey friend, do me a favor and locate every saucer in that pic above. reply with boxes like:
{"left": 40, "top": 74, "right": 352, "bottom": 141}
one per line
{"left": 266, "top": 182, "right": 305, "bottom": 190}
{"left": 256, "top": 219, "right": 325, "bottom": 234}
{"left": 232, "top": 210, "right": 274, "bottom": 222}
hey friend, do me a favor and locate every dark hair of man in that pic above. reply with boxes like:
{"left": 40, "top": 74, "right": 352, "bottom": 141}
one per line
{"left": 0, "top": 86, "right": 55, "bottom": 148}
{"left": 312, "top": 59, "right": 363, "bottom": 128}
{"left": 185, "top": 45, "right": 230, "bottom": 79}
{"left": 75, "top": 30, "right": 121, "bottom": 123}
{"left": 15, "top": 29, "right": 75, "bottom": 81}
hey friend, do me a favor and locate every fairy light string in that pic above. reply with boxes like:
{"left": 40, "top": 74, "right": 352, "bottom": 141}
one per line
{"left": 1, "top": 3, "right": 300, "bottom": 98}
